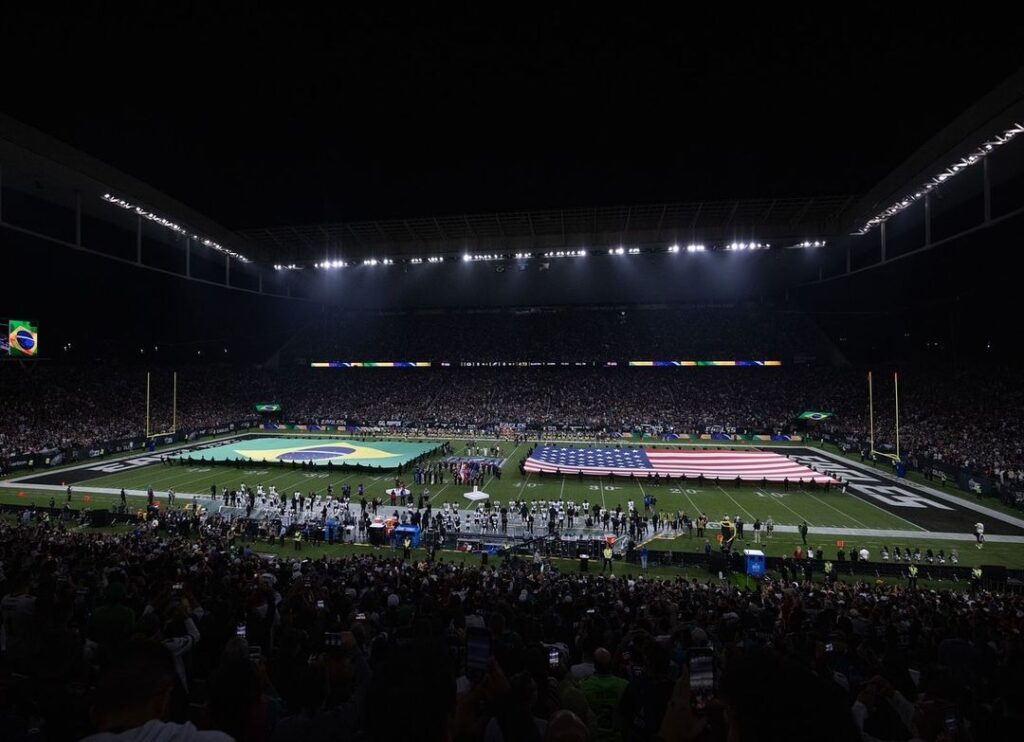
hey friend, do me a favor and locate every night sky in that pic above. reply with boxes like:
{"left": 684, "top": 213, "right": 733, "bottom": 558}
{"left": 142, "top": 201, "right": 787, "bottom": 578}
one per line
{"left": 3, "top": 8, "right": 1023, "bottom": 228}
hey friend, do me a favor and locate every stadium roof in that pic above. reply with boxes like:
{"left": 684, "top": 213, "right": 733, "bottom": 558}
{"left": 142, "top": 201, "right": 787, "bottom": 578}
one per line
{"left": 842, "top": 67, "right": 1024, "bottom": 236}
{"left": 237, "top": 196, "right": 855, "bottom": 262}
{"left": 0, "top": 113, "right": 264, "bottom": 265}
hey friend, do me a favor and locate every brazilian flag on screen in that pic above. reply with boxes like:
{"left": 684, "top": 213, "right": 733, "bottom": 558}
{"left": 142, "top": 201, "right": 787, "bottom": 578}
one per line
{"left": 798, "top": 411, "right": 832, "bottom": 421}
{"left": 8, "top": 319, "right": 38, "bottom": 357}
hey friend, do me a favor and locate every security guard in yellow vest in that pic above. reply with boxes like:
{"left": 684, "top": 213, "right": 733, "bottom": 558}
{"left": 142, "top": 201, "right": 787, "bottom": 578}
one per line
{"left": 602, "top": 545, "right": 613, "bottom": 572}
{"left": 971, "top": 566, "right": 982, "bottom": 590}
{"left": 823, "top": 560, "right": 833, "bottom": 585}
{"left": 294, "top": 529, "right": 302, "bottom": 551}
{"left": 908, "top": 563, "right": 918, "bottom": 589}
{"left": 403, "top": 535, "right": 412, "bottom": 560}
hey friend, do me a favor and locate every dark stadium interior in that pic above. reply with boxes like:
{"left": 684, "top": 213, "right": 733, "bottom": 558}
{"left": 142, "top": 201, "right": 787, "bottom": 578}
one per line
{"left": 3, "top": 9, "right": 1024, "bottom": 742}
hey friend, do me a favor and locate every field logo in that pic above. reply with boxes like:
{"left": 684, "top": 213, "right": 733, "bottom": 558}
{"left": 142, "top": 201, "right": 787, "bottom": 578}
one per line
{"left": 790, "top": 452, "right": 953, "bottom": 510}
{"left": 90, "top": 455, "right": 163, "bottom": 473}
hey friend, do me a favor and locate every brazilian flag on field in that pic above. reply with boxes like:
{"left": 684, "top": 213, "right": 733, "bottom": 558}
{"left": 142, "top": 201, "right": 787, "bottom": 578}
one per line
{"left": 8, "top": 319, "right": 38, "bottom": 357}
{"left": 798, "top": 411, "right": 832, "bottom": 421}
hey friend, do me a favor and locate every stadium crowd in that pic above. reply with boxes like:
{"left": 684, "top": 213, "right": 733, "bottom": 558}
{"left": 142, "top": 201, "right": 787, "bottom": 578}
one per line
{"left": 283, "top": 306, "right": 836, "bottom": 364}
{"left": 3, "top": 363, "right": 1024, "bottom": 494}
{"left": 1, "top": 517, "right": 1021, "bottom": 742}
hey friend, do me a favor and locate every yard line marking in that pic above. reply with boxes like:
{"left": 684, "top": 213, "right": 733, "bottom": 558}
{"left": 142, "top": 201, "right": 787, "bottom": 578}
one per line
{"left": 802, "top": 490, "right": 870, "bottom": 529}
{"left": 755, "top": 487, "right": 816, "bottom": 527}
{"left": 104, "top": 464, "right": 199, "bottom": 490}
{"left": 559, "top": 476, "right": 565, "bottom": 501}
{"left": 516, "top": 472, "right": 534, "bottom": 499}
{"left": 678, "top": 486, "right": 702, "bottom": 517}
{"left": 473, "top": 440, "right": 523, "bottom": 499}
{"left": 716, "top": 485, "right": 758, "bottom": 522}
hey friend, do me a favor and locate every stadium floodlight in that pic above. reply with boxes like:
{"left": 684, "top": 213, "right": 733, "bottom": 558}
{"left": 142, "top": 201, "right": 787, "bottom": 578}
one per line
{"left": 627, "top": 248, "right": 640, "bottom": 255}
{"left": 668, "top": 245, "right": 680, "bottom": 253}
{"left": 409, "top": 258, "right": 423, "bottom": 264}
{"left": 428, "top": 256, "right": 444, "bottom": 263}
{"left": 462, "top": 254, "right": 471, "bottom": 262}
{"left": 102, "top": 194, "right": 250, "bottom": 263}
{"left": 542, "top": 250, "right": 586, "bottom": 258}
{"left": 854, "top": 122, "right": 1024, "bottom": 235}
{"left": 686, "top": 244, "right": 705, "bottom": 252}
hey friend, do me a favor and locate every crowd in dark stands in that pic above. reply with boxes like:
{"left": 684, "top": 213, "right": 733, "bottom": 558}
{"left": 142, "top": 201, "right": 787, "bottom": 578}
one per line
{"left": 1, "top": 518, "right": 1021, "bottom": 741}
{"left": 283, "top": 306, "right": 837, "bottom": 364}
{"left": 3, "top": 363, "right": 1023, "bottom": 490}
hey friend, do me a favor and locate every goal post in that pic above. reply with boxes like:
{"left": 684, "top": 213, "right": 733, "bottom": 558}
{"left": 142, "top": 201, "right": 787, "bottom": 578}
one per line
{"left": 145, "top": 371, "right": 177, "bottom": 439}
{"left": 868, "top": 370, "right": 901, "bottom": 464}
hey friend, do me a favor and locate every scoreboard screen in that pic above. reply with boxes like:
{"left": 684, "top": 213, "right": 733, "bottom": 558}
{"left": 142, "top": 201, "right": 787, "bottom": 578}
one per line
{"left": 1, "top": 319, "right": 39, "bottom": 357}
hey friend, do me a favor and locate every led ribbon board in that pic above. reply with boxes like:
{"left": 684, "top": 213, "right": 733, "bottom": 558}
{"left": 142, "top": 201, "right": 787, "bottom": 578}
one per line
{"left": 628, "top": 360, "right": 782, "bottom": 367}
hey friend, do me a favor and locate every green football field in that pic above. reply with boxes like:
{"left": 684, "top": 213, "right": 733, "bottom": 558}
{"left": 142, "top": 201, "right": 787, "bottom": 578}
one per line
{"left": 15, "top": 439, "right": 913, "bottom": 529}
{"left": 6, "top": 435, "right": 1024, "bottom": 568}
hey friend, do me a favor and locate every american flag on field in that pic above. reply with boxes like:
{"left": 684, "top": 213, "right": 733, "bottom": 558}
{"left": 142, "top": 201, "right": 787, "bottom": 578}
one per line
{"left": 523, "top": 446, "right": 837, "bottom": 483}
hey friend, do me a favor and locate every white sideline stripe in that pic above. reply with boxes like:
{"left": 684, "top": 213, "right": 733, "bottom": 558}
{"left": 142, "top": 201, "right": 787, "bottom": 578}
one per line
{"left": 5, "top": 480, "right": 1023, "bottom": 544}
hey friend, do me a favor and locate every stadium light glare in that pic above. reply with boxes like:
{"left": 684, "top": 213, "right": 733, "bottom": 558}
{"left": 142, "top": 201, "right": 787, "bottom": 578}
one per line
{"left": 854, "top": 122, "right": 1024, "bottom": 235}
{"left": 428, "top": 256, "right": 444, "bottom": 263}
{"left": 542, "top": 250, "right": 586, "bottom": 259}
{"left": 668, "top": 244, "right": 680, "bottom": 253}
{"left": 102, "top": 193, "right": 250, "bottom": 263}
{"left": 627, "top": 248, "right": 640, "bottom": 255}
{"left": 409, "top": 258, "right": 423, "bottom": 264}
